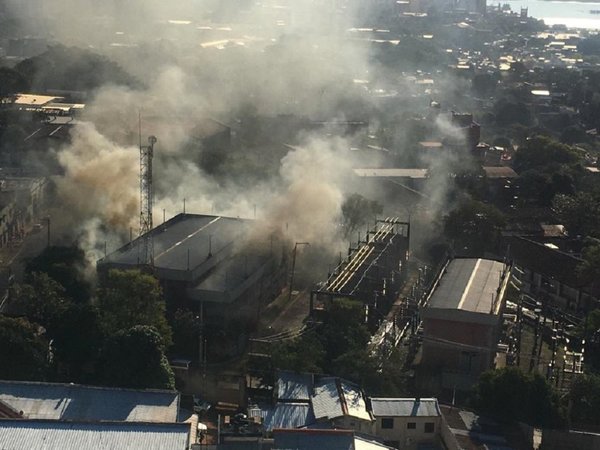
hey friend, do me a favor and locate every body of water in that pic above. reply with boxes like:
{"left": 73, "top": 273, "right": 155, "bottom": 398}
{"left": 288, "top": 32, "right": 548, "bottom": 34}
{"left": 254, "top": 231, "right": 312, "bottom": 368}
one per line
{"left": 488, "top": 0, "right": 600, "bottom": 29}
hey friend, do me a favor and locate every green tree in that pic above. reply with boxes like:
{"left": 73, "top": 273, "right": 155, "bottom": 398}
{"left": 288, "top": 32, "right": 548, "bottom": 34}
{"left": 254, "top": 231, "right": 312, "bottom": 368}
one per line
{"left": 0, "top": 316, "right": 48, "bottom": 381}
{"left": 26, "top": 246, "right": 92, "bottom": 303}
{"left": 12, "top": 274, "right": 104, "bottom": 383}
{"left": 50, "top": 303, "right": 104, "bottom": 383}
{"left": 514, "top": 136, "right": 581, "bottom": 173}
{"left": 474, "top": 367, "right": 564, "bottom": 427}
{"left": 560, "top": 125, "right": 588, "bottom": 145}
{"left": 14, "top": 45, "right": 140, "bottom": 92}
{"left": 100, "top": 325, "right": 175, "bottom": 390}
{"left": 14, "top": 273, "right": 71, "bottom": 334}
{"left": 0, "top": 67, "right": 29, "bottom": 104}
{"left": 518, "top": 168, "right": 576, "bottom": 206}
{"left": 443, "top": 200, "right": 506, "bottom": 255}
{"left": 98, "top": 269, "right": 172, "bottom": 346}
{"left": 569, "top": 374, "right": 600, "bottom": 427}
{"left": 342, "top": 193, "right": 383, "bottom": 238}
{"left": 472, "top": 72, "right": 497, "bottom": 96}
{"left": 577, "top": 243, "right": 600, "bottom": 284}
{"left": 553, "top": 193, "right": 600, "bottom": 238}
{"left": 321, "top": 298, "right": 371, "bottom": 361}
{"left": 271, "top": 330, "right": 326, "bottom": 373}
{"left": 494, "top": 98, "right": 532, "bottom": 126}
{"left": 170, "top": 309, "right": 201, "bottom": 359}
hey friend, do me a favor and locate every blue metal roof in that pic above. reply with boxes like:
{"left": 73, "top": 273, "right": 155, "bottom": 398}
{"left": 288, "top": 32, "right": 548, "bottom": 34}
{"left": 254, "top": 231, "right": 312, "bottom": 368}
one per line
{"left": 277, "top": 371, "right": 312, "bottom": 402}
{"left": 263, "top": 403, "right": 315, "bottom": 431}
{"left": 0, "top": 419, "right": 190, "bottom": 450}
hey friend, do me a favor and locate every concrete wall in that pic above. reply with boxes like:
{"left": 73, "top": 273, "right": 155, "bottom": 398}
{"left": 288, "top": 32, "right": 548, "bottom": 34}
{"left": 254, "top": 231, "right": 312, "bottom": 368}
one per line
{"left": 421, "top": 317, "right": 497, "bottom": 374}
{"left": 333, "top": 416, "right": 373, "bottom": 435}
{"left": 440, "top": 415, "right": 461, "bottom": 450}
{"left": 372, "top": 415, "right": 441, "bottom": 450}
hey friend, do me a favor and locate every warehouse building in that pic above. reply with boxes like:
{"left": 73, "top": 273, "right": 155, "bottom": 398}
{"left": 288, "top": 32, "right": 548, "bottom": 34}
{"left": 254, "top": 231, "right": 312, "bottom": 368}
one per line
{"left": 419, "top": 258, "right": 511, "bottom": 391}
{"left": 98, "top": 213, "right": 287, "bottom": 358}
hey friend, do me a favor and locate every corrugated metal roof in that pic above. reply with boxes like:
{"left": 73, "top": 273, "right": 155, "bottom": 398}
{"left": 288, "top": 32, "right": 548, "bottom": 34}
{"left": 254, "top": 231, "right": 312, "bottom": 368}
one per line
{"left": 353, "top": 168, "right": 428, "bottom": 179}
{"left": 100, "top": 214, "right": 248, "bottom": 273}
{"left": 263, "top": 403, "right": 315, "bottom": 431}
{"left": 277, "top": 371, "right": 312, "bottom": 402}
{"left": 370, "top": 398, "right": 441, "bottom": 417}
{"left": 311, "top": 378, "right": 371, "bottom": 422}
{"left": 340, "top": 382, "right": 371, "bottom": 421}
{"left": 427, "top": 258, "right": 505, "bottom": 313}
{"left": 0, "top": 380, "right": 178, "bottom": 422}
{"left": 311, "top": 378, "right": 344, "bottom": 420}
{"left": 0, "top": 419, "right": 190, "bottom": 450}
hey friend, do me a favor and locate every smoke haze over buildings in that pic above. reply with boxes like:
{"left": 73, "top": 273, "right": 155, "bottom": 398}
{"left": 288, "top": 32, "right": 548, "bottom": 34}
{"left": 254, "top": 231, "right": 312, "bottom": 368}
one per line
{"left": 3, "top": 0, "right": 463, "bottom": 278}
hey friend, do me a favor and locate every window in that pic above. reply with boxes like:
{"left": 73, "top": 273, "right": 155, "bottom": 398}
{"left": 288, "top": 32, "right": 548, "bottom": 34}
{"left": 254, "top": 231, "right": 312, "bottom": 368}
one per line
{"left": 407, "top": 422, "right": 416, "bottom": 430}
{"left": 424, "top": 422, "right": 435, "bottom": 433}
{"left": 381, "top": 418, "right": 394, "bottom": 429}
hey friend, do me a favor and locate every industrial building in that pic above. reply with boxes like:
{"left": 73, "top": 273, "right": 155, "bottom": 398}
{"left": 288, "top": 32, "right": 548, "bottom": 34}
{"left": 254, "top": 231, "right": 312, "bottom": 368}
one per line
{"left": 310, "top": 218, "right": 410, "bottom": 328}
{"left": 98, "top": 213, "right": 287, "bottom": 357}
{"left": 419, "top": 258, "right": 511, "bottom": 391}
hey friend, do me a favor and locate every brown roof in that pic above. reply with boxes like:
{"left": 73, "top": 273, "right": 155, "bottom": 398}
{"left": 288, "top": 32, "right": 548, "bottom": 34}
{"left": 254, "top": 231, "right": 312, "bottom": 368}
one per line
{"left": 482, "top": 166, "right": 518, "bottom": 179}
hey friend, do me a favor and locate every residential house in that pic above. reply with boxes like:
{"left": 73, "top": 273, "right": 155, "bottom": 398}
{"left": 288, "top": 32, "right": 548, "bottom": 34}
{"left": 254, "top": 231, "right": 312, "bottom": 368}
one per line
{"left": 370, "top": 398, "right": 443, "bottom": 450}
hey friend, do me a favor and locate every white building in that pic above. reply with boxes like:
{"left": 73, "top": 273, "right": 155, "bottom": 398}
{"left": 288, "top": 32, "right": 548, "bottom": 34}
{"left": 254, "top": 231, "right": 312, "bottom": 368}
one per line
{"left": 370, "top": 398, "right": 442, "bottom": 450}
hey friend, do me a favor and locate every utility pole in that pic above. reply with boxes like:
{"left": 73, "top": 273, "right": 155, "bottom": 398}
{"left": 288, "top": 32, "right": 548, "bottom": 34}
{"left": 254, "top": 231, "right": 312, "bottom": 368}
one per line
{"left": 288, "top": 242, "right": 310, "bottom": 303}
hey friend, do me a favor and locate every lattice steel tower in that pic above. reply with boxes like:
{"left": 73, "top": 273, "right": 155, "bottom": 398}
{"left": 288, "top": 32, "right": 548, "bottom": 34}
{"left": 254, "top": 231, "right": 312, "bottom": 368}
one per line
{"left": 139, "top": 135, "right": 157, "bottom": 266}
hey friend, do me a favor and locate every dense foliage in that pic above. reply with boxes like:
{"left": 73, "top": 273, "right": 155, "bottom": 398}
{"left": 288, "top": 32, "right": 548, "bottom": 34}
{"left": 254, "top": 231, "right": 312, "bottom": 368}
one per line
{"left": 14, "top": 45, "right": 140, "bottom": 92}
{"left": 443, "top": 199, "right": 505, "bottom": 255}
{"left": 99, "top": 325, "right": 175, "bottom": 390}
{"left": 0, "top": 248, "right": 174, "bottom": 390}
{"left": 271, "top": 298, "right": 409, "bottom": 397}
{"left": 474, "top": 367, "right": 564, "bottom": 428}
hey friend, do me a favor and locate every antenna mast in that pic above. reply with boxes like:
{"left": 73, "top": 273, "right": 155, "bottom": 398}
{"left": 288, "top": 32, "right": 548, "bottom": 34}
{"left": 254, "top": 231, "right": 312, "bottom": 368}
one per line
{"left": 140, "top": 134, "right": 157, "bottom": 266}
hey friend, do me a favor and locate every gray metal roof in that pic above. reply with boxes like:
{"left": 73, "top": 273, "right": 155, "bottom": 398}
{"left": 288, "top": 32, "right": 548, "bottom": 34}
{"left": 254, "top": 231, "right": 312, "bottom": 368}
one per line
{"left": 340, "top": 382, "right": 371, "bottom": 421}
{"left": 277, "top": 371, "right": 312, "bottom": 402}
{"left": 311, "top": 378, "right": 371, "bottom": 422}
{"left": 99, "top": 214, "right": 249, "bottom": 277}
{"left": 0, "top": 380, "right": 179, "bottom": 422}
{"left": 311, "top": 378, "right": 344, "bottom": 420}
{"left": 188, "top": 253, "right": 271, "bottom": 303}
{"left": 370, "top": 398, "right": 441, "bottom": 417}
{"left": 263, "top": 403, "right": 315, "bottom": 431}
{"left": 353, "top": 168, "right": 428, "bottom": 179}
{"left": 0, "top": 419, "right": 190, "bottom": 450}
{"left": 427, "top": 258, "right": 505, "bottom": 313}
